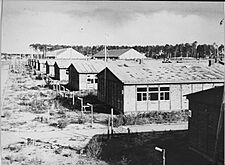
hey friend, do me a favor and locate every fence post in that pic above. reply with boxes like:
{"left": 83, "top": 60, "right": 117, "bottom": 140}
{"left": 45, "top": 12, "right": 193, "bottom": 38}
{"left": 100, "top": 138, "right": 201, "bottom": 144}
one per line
{"left": 163, "top": 149, "right": 166, "bottom": 165}
{"left": 91, "top": 104, "right": 93, "bottom": 127}
{"left": 72, "top": 91, "right": 75, "bottom": 105}
{"left": 81, "top": 98, "right": 83, "bottom": 116}
{"left": 58, "top": 84, "right": 61, "bottom": 96}
{"left": 78, "top": 97, "right": 83, "bottom": 117}
{"left": 108, "top": 115, "right": 110, "bottom": 138}
{"left": 111, "top": 108, "right": 113, "bottom": 135}
{"left": 87, "top": 103, "right": 94, "bottom": 128}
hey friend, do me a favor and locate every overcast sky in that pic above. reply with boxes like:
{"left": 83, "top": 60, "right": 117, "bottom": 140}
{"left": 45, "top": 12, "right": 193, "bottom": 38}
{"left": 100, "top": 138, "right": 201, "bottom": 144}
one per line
{"left": 2, "top": 1, "right": 224, "bottom": 52}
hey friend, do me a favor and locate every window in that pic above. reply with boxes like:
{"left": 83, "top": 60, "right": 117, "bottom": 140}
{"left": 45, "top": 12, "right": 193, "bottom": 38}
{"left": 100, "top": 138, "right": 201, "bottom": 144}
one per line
{"left": 159, "top": 87, "right": 170, "bottom": 100}
{"left": 66, "top": 69, "right": 69, "bottom": 75}
{"left": 87, "top": 78, "right": 91, "bottom": 84}
{"left": 137, "top": 86, "right": 170, "bottom": 101}
{"left": 95, "top": 78, "right": 98, "bottom": 83}
{"left": 87, "top": 75, "right": 93, "bottom": 84}
{"left": 148, "top": 87, "right": 159, "bottom": 101}
{"left": 87, "top": 75, "right": 98, "bottom": 84}
{"left": 137, "top": 87, "right": 147, "bottom": 101}
{"left": 149, "top": 93, "right": 158, "bottom": 100}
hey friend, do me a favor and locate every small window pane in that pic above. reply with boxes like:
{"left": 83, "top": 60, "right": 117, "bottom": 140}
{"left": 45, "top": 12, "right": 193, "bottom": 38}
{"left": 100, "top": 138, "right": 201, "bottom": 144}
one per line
{"left": 143, "top": 93, "right": 147, "bottom": 101}
{"left": 95, "top": 79, "right": 98, "bottom": 83}
{"left": 137, "top": 93, "right": 142, "bottom": 101}
{"left": 87, "top": 79, "right": 92, "bottom": 84}
{"left": 137, "top": 88, "right": 147, "bottom": 92}
{"left": 149, "top": 93, "right": 158, "bottom": 101}
{"left": 160, "top": 87, "right": 169, "bottom": 91}
{"left": 165, "top": 92, "right": 170, "bottom": 100}
{"left": 149, "top": 87, "right": 158, "bottom": 91}
{"left": 160, "top": 92, "right": 164, "bottom": 100}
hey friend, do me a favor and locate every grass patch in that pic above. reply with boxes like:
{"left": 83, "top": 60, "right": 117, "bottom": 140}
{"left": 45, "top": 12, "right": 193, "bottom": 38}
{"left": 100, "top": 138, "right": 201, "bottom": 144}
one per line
{"left": 85, "top": 130, "right": 188, "bottom": 165}
{"left": 110, "top": 110, "right": 188, "bottom": 127}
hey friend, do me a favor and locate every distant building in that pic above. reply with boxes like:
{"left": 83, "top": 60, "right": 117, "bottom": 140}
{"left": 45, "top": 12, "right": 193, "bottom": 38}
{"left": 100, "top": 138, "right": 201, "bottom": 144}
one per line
{"left": 37, "top": 59, "right": 47, "bottom": 74}
{"left": 97, "top": 62, "right": 224, "bottom": 114}
{"left": 46, "top": 48, "right": 86, "bottom": 59}
{"left": 67, "top": 60, "right": 106, "bottom": 91}
{"left": 53, "top": 60, "right": 73, "bottom": 82}
{"left": 45, "top": 60, "right": 56, "bottom": 76}
{"left": 33, "top": 59, "right": 38, "bottom": 70}
{"left": 186, "top": 86, "right": 224, "bottom": 165}
{"left": 93, "top": 48, "right": 146, "bottom": 60}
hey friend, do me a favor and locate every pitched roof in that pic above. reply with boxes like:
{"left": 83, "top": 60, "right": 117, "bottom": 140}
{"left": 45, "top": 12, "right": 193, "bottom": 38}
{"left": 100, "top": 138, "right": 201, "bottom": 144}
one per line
{"left": 70, "top": 60, "right": 106, "bottom": 73}
{"left": 104, "top": 62, "right": 225, "bottom": 85}
{"left": 186, "top": 86, "right": 224, "bottom": 98}
{"left": 46, "top": 48, "right": 86, "bottom": 59}
{"left": 93, "top": 48, "right": 130, "bottom": 58}
{"left": 186, "top": 86, "right": 224, "bottom": 106}
{"left": 46, "top": 59, "right": 56, "bottom": 65}
{"left": 54, "top": 60, "right": 77, "bottom": 68}
{"left": 38, "top": 59, "right": 47, "bottom": 64}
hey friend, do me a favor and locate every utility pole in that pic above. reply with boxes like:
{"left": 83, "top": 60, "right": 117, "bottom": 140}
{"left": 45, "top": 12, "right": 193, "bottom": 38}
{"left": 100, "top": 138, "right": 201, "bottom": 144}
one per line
{"left": 104, "top": 33, "right": 107, "bottom": 103}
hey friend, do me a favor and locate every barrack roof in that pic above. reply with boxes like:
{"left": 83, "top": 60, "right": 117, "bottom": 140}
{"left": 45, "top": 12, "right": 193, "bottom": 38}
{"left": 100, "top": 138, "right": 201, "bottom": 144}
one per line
{"left": 104, "top": 62, "right": 224, "bottom": 85}
{"left": 93, "top": 48, "right": 130, "bottom": 58}
{"left": 70, "top": 60, "right": 106, "bottom": 73}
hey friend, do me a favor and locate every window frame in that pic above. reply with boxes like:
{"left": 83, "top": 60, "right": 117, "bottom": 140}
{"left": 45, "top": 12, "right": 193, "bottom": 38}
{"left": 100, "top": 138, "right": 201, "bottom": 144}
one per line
{"left": 137, "top": 87, "right": 147, "bottom": 101}
{"left": 136, "top": 86, "right": 170, "bottom": 102}
{"left": 148, "top": 87, "right": 159, "bottom": 101}
{"left": 159, "top": 86, "right": 170, "bottom": 101}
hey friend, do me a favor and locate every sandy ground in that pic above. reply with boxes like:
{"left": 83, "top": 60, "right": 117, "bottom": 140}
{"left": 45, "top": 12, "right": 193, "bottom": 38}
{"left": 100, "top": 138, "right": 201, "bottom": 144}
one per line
{"left": 1, "top": 62, "right": 9, "bottom": 108}
{"left": 1, "top": 61, "right": 108, "bottom": 165}
{"left": 1, "top": 60, "right": 188, "bottom": 165}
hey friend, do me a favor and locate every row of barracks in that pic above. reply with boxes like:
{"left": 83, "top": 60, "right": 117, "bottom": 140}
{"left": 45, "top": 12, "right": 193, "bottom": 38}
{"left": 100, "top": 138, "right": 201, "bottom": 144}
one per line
{"left": 28, "top": 57, "right": 224, "bottom": 114}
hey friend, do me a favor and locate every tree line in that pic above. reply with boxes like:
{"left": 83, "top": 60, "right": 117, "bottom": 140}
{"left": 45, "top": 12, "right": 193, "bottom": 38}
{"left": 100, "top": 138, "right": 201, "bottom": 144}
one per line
{"left": 29, "top": 41, "right": 224, "bottom": 59}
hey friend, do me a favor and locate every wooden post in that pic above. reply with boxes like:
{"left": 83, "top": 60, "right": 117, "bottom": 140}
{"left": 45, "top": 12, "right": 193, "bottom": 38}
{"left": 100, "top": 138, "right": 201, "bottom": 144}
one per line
{"left": 87, "top": 103, "right": 94, "bottom": 128}
{"left": 81, "top": 98, "right": 83, "bottom": 116}
{"left": 58, "top": 84, "right": 61, "bottom": 96}
{"left": 65, "top": 88, "right": 69, "bottom": 98}
{"left": 91, "top": 105, "right": 93, "bottom": 127}
{"left": 62, "top": 86, "right": 65, "bottom": 97}
{"left": 108, "top": 115, "right": 110, "bottom": 137}
{"left": 111, "top": 108, "right": 113, "bottom": 134}
{"left": 155, "top": 147, "right": 166, "bottom": 165}
{"left": 78, "top": 97, "right": 83, "bottom": 117}
{"left": 72, "top": 92, "right": 75, "bottom": 105}
{"left": 162, "top": 149, "right": 166, "bottom": 165}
